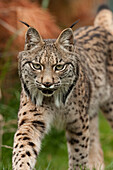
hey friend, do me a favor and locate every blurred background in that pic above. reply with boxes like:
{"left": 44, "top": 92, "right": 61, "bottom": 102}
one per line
{"left": 0, "top": 0, "right": 113, "bottom": 169}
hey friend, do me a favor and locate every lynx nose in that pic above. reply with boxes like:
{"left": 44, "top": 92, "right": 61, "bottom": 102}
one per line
{"left": 43, "top": 82, "right": 53, "bottom": 88}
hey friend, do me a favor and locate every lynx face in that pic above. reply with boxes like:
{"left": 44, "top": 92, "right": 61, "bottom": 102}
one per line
{"left": 18, "top": 27, "right": 79, "bottom": 107}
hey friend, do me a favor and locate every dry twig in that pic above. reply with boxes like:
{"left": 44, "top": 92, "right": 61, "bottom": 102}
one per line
{"left": 1, "top": 144, "right": 13, "bottom": 149}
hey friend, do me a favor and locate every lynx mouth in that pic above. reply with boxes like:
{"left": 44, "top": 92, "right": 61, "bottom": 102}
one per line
{"left": 38, "top": 88, "right": 56, "bottom": 96}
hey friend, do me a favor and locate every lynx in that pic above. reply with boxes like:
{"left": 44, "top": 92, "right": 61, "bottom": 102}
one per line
{"left": 12, "top": 5, "right": 113, "bottom": 170}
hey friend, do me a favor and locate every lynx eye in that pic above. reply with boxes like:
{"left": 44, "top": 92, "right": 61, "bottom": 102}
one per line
{"left": 55, "top": 64, "right": 66, "bottom": 71}
{"left": 31, "top": 63, "right": 42, "bottom": 70}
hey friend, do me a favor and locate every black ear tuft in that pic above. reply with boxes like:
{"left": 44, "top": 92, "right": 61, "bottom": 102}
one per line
{"left": 70, "top": 20, "right": 80, "bottom": 29}
{"left": 19, "top": 21, "right": 30, "bottom": 28}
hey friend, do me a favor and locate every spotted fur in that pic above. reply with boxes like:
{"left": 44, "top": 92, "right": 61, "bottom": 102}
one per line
{"left": 13, "top": 5, "right": 113, "bottom": 170}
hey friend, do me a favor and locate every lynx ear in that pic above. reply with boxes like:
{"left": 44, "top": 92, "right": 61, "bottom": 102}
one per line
{"left": 25, "top": 27, "right": 44, "bottom": 50}
{"left": 55, "top": 28, "right": 74, "bottom": 51}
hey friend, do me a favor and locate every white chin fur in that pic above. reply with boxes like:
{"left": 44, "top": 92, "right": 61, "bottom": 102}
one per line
{"left": 31, "top": 89, "right": 44, "bottom": 106}
{"left": 54, "top": 90, "right": 63, "bottom": 108}
{"left": 36, "top": 92, "right": 44, "bottom": 106}
{"left": 32, "top": 90, "right": 62, "bottom": 107}
{"left": 31, "top": 87, "right": 67, "bottom": 108}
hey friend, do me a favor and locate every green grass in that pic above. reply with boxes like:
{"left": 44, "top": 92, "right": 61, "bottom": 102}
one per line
{"left": 36, "top": 129, "right": 68, "bottom": 170}
{"left": 0, "top": 87, "right": 113, "bottom": 170}
{"left": 99, "top": 113, "right": 113, "bottom": 167}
